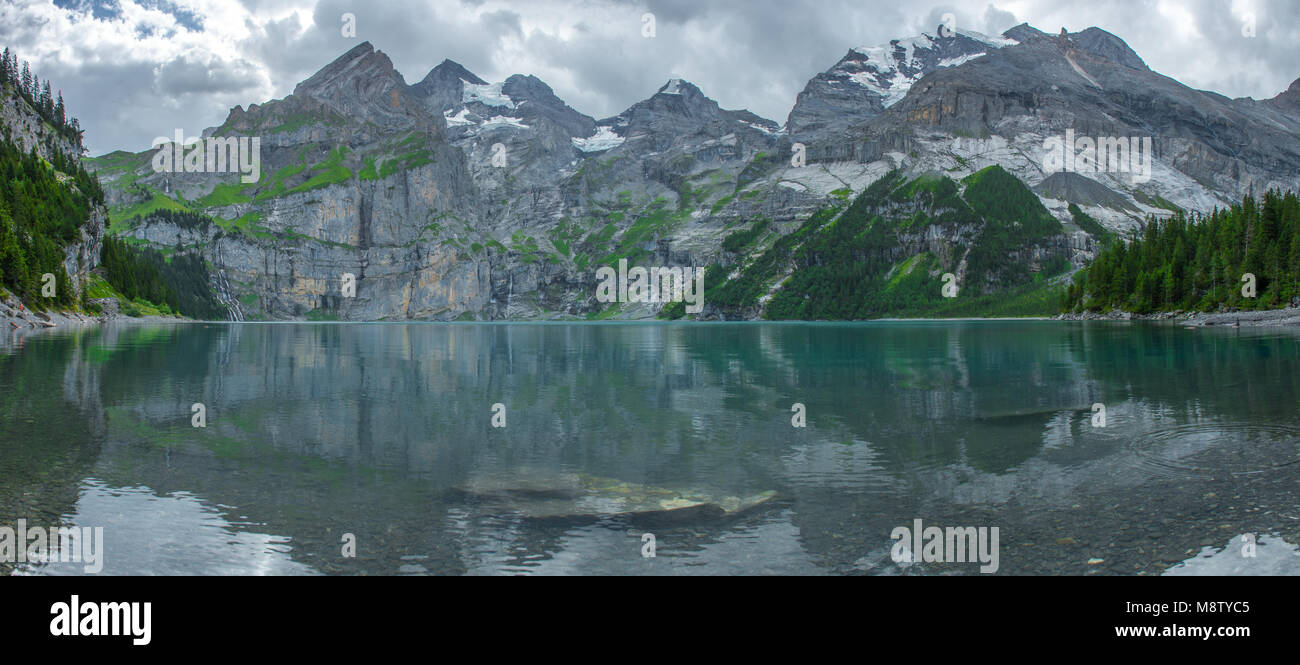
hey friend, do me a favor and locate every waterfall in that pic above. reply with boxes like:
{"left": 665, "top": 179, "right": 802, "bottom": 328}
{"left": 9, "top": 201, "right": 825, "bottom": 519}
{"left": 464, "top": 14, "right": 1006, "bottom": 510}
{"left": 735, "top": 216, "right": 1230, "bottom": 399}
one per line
{"left": 213, "top": 268, "right": 245, "bottom": 322}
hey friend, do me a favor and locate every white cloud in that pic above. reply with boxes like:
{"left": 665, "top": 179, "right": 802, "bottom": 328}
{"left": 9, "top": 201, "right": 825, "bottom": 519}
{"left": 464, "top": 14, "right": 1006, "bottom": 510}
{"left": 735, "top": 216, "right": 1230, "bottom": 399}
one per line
{"left": 0, "top": 0, "right": 1295, "bottom": 154}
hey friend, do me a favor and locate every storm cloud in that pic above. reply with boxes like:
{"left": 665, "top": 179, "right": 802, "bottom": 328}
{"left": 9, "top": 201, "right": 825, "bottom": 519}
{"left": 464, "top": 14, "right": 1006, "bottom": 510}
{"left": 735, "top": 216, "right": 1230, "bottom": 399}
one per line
{"left": 1, "top": 0, "right": 1296, "bottom": 154}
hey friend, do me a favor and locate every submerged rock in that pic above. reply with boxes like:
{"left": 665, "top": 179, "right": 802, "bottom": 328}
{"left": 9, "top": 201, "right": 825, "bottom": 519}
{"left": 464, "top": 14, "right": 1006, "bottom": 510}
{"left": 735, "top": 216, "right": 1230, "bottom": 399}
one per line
{"left": 456, "top": 469, "right": 777, "bottom": 523}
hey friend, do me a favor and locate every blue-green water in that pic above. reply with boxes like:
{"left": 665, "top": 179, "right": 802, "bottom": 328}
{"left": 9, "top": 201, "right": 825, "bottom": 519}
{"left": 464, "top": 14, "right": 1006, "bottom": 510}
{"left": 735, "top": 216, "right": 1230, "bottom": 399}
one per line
{"left": 2, "top": 321, "right": 1299, "bottom": 575}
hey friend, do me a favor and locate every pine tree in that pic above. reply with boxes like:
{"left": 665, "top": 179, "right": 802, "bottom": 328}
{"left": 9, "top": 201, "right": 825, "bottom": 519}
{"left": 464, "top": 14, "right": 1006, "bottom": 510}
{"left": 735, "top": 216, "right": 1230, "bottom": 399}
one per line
{"left": 20, "top": 60, "right": 31, "bottom": 98}
{"left": 55, "top": 92, "right": 65, "bottom": 127}
{"left": 69, "top": 117, "right": 83, "bottom": 152}
{"left": 40, "top": 80, "right": 52, "bottom": 117}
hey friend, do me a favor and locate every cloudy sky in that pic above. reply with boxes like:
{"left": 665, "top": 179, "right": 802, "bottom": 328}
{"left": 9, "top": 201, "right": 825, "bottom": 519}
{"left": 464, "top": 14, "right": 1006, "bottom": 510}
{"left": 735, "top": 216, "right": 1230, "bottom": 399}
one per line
{"left": 1, "top": 0, "right": 1296, "bottom": 155}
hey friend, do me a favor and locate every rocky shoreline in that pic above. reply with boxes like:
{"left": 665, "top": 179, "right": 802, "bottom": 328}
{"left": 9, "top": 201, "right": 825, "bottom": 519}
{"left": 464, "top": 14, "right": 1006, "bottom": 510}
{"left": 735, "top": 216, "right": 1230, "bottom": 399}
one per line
{"left": 1, "top": 293, "right": 186, "bottom": 338}
{"left": 9, "top": 289, "right": 1300, "bottom": 332}
{"left": 1055, "top": 307, "right": 1300, "bottom": 327}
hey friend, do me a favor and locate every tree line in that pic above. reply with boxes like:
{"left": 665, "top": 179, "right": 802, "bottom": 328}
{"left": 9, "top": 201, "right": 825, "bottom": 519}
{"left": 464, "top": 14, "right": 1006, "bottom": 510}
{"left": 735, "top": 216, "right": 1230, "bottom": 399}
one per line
{"left": 0, "top": 47, "right": 85, "bottom": 152}
{"left": 1062, "top": 190, "right": 1300, "bottom": 313}
{"left": 99, "top": 235, "right": 228, "bottom": 320}
{"left": 0, "top": 127, "right": 100, "bottom": 307}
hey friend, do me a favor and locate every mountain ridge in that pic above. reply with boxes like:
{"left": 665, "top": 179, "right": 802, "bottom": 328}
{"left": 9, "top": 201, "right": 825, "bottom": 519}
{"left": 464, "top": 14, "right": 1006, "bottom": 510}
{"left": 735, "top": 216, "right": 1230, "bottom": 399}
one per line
{"left": 85, "top": 22, "right": 1300, "bottom": 322}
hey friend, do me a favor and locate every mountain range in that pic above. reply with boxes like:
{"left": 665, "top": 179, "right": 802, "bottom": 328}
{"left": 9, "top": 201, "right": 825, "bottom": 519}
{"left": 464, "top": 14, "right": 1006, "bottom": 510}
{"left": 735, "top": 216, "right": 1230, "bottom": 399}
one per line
{"left": 85, "top": 23, "right": 1300, "bottom": 321}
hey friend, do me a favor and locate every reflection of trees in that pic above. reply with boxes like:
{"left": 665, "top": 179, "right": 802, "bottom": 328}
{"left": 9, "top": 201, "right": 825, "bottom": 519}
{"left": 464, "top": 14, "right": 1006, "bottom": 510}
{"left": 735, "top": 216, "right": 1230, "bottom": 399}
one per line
{"left": 0, "top": 330, "right": 102, "bottom": 575}
{"left": 1062, "top": 324, "right": 1300, "bottom": 423}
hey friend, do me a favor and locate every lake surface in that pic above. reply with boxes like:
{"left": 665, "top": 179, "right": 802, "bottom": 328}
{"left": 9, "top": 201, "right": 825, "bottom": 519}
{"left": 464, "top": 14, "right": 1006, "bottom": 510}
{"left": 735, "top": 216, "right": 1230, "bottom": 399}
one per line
{"left": 3, "top": 321, "right": 1299, "bottom": 575}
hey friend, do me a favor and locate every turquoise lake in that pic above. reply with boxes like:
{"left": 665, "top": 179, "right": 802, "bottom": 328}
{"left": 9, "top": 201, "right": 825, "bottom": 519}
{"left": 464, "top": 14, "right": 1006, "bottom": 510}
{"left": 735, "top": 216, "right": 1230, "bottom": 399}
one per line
{"left": 2, "top": 321, "right": 1298, "bottom": 575}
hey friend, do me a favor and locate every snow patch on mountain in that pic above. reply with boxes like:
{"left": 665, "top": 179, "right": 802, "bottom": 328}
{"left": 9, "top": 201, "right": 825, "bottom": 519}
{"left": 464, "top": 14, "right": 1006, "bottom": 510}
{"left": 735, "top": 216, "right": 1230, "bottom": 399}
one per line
{"left": 961, "top": 29, "right": 1019, "bottom": 48}
{"left": 572, "top": 126, "right": 625, "bottom": 152}
{"left": 847, "top": 70, "right": 910, "bottom": 108}
{"left": 938, "top": 52, "right": 988, "bottom": 68}
{"left": 463, "top": 81, "right": 516, "bottom": 108}
{"left": 659, "top": 79, "right": 685, "bottom": 95}
{"left": 444, "top": 108, "right": 475, "bottom": 126}
{"left": 840, "top": 30, "right": 1012, "bottom": 108}
{"left": 482, "top": 115, "right": 529, "bottom": 129}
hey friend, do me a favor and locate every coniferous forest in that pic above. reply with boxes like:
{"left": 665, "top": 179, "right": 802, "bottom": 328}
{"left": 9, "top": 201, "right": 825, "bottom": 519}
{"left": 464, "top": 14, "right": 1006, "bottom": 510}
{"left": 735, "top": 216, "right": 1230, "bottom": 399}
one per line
{"left": 0, "top": 48, "right": 101, "bottom": 308}
{"left": 1, "top": 47, "right": 223, "bottom": 319}
{"left": 97, "top": 235, "right": 225, "bottom": 319}
{"left": 1061, "top": 190, "right": 1300, "bottom": 314}
{"left": 0, "top": 132, "right": 100, "bottom": 308}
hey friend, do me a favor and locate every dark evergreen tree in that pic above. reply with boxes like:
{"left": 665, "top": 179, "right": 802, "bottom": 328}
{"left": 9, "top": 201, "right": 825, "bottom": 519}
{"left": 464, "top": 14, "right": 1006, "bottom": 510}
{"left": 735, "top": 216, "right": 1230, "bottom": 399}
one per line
{"left": 1062, "top": 190, "right": 1300, "bottom": 313}
{"left": 19, "top": 60, "right": 31, "bottom": 97}
{"left": 40, "top": 80, "right": 52, "bottom": 117}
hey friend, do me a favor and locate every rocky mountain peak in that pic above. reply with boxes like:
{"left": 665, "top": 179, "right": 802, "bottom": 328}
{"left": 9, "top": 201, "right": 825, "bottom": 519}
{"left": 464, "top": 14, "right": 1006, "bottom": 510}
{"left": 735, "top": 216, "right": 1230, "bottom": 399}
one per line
{"left": 410, "top": 59, "right": 487, "bottom": 113}
{"left": 501, "top": 74, "right": 562, "bottom": 106}
{"left": 785, "top": 28, "right": 1011, "bottom": 139}
{"left": 605, "top": 78, "right": 723, "bottom": 128}
{"left": 1003, "top": 23, "right": 1049, "bottom": 43}
{"left": 656, "top": 78, "right": 697, "bottom": 97}
{"left": 1268, "top": 77, "right": 1300, "bottom": 114}
{"left": 286, "top": 41, "right": 427, "bottom": 131}
{"left": 424, "top": 59, "right": 488, "bottom": 87}
{"left": 294, "top": 41, "right": 404, "bottom": 98}
{"left": 1071, "top": 27, "right": 1148, "bottom": 71}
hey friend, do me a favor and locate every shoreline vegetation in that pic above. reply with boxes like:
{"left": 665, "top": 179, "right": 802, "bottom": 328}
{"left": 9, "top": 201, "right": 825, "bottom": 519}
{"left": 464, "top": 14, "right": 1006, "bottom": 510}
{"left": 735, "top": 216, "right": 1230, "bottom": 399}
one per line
{"left": 8, "top": 298, "right": 1300, "bottom": 332}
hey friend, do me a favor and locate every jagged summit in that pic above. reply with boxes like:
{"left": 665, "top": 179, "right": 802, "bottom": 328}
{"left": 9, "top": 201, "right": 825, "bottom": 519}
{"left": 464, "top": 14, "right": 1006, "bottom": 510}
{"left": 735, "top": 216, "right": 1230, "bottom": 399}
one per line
{"left": 612, "top": 78, "right": 714, "bottom": 120}
{"left": 657, "top": 78, "right": 691, "bottom": 95}
{"left": 423, "top": 59, "right": 488, "bottom": 86}
{"left": 294, "top": 41, "right": 405, "bottom": 97}
{"left": 606, "top": 77, "right": 777, "bottom": 131}
{"left": 1003, "top": 23, "right": 1048, "bottom": 43}
{"left": 1070, "top": 27, "right": 1148, "bottom": 71}
{"left": 785, "top": 26, "right": 1010, "bottom": 138}
{"left": 410, "top": 59, "right": 488, "bottom": 108}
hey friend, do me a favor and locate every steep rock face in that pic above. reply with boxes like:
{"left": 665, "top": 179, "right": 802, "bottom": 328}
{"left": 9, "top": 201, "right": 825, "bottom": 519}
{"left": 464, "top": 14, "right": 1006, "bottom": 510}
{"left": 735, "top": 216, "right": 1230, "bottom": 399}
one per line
{"left": 0, "top": 92, "right": 82, "bottom": 162}
{"left": 63, "top": 206, "right": 105, "bottom": 299}
{"left": 292, "top": 42, "right": 434, "bottom": 134}
{"left": 102, "top": 42, "right": 485, "bottom": 320}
